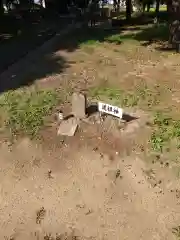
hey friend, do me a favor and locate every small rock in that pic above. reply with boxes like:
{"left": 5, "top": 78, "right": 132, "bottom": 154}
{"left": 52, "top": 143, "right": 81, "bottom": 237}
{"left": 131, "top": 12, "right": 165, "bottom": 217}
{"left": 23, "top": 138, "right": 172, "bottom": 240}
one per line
{"left": 85, "top": 209, "right": 93, "bottom": 215}
{"left": 165, "top": 162, "right": 169, "bottom": 167}
{"left": 58, "top": 111, "right": 64, "bottom": 121}
{"left": 123, "top": 192, "right": 128, "bottom": 199}
{"left": 58, "top": 117, "right": 78, "bottom": 136}
{"left": 59, "top": 138, "right": 65, "bottom": 144}
{"left": 106, "top": 169, "right": 122, "bottom": 182}
{"left": 109, "top": 154, "right": 114, "bottom": 161}
{"left": 176, "top": 189, "right": 180, "bottom": 198}
{"left": 158, "top": 180, "right": 162, "bottom": 184}
{"left": 76, "top": 203, "right": 85, "bottom": 209}
{"left": 93, "top": 147, "right": 98, "bottom": 152}
{"left": 139, "top": 145, "right": 144, "bottom": 152}
{"left": 36, "top": 207, "right": 46, "bottom": 224}
{"left": 47, "top": 170, "right": 53, "bottom": 179}
{"left": 115, "top": 169, "right": 121, "bottom": 179}
{"left": 146, "top": 121, "right": 152, "bottom": 126}
{"left": 100, "top": 153, "right": 104, "bottom": 158}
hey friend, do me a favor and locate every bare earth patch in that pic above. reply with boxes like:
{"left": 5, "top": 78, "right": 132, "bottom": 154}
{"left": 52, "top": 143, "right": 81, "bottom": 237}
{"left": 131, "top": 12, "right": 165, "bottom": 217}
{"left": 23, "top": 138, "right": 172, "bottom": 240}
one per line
{"left": 1, "top": 26, "right": 180, "bottom": 239}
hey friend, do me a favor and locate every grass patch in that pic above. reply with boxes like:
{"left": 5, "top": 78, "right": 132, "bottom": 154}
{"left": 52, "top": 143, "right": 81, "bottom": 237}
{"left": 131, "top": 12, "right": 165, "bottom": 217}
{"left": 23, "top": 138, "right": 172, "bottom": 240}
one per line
{"left": 80, "top": 39, "right": 100, "bottom": 46}
{"left": 0, "top": 89, "right": 60, "bottom": 137}
{"left": 69, "top": 22, "right": 168, "bottom": 49}
{"left": 149, "top": 6, "right": 167, "bottom": 12}
{"left": 134, "top": 23, "right": 168, "bottom": 42}
{"left": 79, "top": 34, "right": 101, "bottom": 52}
{"left": 89, "top": 84, "right": 180, "bottom": 153}
{"left": 105, "top": 34, "right": 123, "bottom": 44}
{"left": 105, "top": 23, "right": 168, "bottom": 45}
{"left": 89, "top": 84, "right": 161, "bottom": 109}
{"left": 150, "top": 112, "right": 180, "bottom": 152}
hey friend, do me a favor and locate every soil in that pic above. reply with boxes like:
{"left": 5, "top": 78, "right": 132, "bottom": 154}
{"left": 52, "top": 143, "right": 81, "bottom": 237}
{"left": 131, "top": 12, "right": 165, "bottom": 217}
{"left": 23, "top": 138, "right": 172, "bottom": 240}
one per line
{"left": 0, "top": 116, "right": 179, "bottom": 240}
{"left": 1, "top": 26, "right": 180, "bottom": 240}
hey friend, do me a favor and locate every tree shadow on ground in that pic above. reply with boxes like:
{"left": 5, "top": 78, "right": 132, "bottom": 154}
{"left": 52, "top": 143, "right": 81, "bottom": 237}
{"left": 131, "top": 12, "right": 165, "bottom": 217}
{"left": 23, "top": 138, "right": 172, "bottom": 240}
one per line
{"left": 109, "top": 10, "right": 170, "bottom": 50}
{"left": 0, "top": 10, "right": 170, "bottom": 94}
{"left": 0, "top": 22, "right": 124, "bottom": 93}
{"left": 0, "top": 11, "right": 71, "bottom": 73}
{"left": 107, "top": 22, "right": 170, "bottom": 51}
{"left": 122, "top": 23, "right": 168, "bottom": 42}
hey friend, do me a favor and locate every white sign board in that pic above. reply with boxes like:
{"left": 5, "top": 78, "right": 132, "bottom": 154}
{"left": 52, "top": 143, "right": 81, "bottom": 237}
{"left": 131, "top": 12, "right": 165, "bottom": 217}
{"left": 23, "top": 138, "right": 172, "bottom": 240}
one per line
{"left": 98, "top": 102, "right": 123, "bottom": 119}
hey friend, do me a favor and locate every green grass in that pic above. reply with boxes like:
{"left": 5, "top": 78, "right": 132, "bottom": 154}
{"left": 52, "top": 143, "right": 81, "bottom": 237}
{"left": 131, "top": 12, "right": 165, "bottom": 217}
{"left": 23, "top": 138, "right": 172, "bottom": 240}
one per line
{"left": 0, "top": 89, "right": 60, "bottom": 137}
{"left": 89, "top": 84, "right": 161, "bottom": 109}
{"left": 89, "top": 85, "right": 180, "bottom": 153}
{"left": 105, "top": 34, "right": 123, "bottom": 44}
{"left": 105, "top": 23, "right": 168, "bottom": 45}
{"left": 80, "top": 39, "right": 98, "bottom": 53}
{"left": 134, "top": 23, "right": 168, "bottom": 42}
{"left": 72, "top": 18, "right": 168, "bottom": 50}
{"left": 80, "top": 39, "right": 100, "bottom": 46}
{"left": 150, "top": 112, "right": 180, "bottom": 152}
{"left": 149, "top": 6, "right": 167, "bottom": 12}
{"left": 78, "top": 23, "right": 168, "bottom": 48}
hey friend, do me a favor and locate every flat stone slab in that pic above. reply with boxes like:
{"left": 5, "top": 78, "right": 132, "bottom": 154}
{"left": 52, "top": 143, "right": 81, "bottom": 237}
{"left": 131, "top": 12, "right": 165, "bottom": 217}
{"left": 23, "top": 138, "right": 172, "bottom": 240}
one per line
{"left": 57, "top": 117, "right": 78, "bottom": 136}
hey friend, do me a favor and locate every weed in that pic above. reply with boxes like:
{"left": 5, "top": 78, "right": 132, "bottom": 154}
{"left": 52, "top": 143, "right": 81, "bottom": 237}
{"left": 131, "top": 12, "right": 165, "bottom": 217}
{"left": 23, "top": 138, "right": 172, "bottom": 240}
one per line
{"left": 172, "top": 226, "right": 180, "bottom": 239}
{"left": 122, "top": 93, "right": 139, "bottom": 107}
{"left": 174, "top": 166, "right": 180, "bottom": 178}
{"left": 44, "top": 234, "right": 53, "bottom": 240}
{"left": 89, "top": 86, "right": 122, "bottom": 102}
{"left": 47, "top": 170, "right": 53, "bottom": 179}
{"left": 55, "top": 234, "right": 64, "bottom": 240}
{"left": 150, "top": 112, "right": 180, "bottom": 152}
{"left": 175, "top": 189, "right": 180, "bottom": 199}
{"left": 105, "top": 34, "right": 122, "bottom": 45}
{"left": 150, "top": 131, "right": 165, "bottom": 152}
{"left": 0, "top": 89, "right": 60, "bottom": 137}
{"left": 89, "top": 85, "right": 155, "bottom": 108}
{"left": 80, "top": 39, "right": 99, "bottom": 53}
{"left": 4, "top": 237, "right": 15, "bottom": 240}
{"left": 36, "top": 207, "right": 46, "bottom": 224}
{"left": 81, "top": 39, "right": 99, "bottom": 46}
{"left": 143, "top": 168, "right": 155, "bottom": 179}
{"left": 43, "top": 232, "right": 78, "bottom": 240}
{"left": 115, "top": 169, "right": 122, "bottom": 179}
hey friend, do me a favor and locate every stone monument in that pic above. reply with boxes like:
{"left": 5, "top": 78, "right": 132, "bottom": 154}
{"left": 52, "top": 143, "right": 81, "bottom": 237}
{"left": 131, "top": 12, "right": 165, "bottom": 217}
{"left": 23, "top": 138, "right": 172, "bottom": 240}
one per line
{"left": 72, "top": 92, "right": 87, "bottom": 119}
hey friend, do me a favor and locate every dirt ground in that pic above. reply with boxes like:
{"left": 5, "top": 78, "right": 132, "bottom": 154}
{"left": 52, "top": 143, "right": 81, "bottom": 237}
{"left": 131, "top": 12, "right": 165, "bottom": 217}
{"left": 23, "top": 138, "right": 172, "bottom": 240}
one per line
{"left": 1, "top": 25, "right": 180, "bottom": 240}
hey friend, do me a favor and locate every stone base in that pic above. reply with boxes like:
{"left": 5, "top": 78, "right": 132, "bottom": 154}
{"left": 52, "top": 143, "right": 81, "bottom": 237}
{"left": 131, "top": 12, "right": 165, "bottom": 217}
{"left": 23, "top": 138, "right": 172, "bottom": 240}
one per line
{"left": 57, "top": 117, "right": 78, "bottom": 136}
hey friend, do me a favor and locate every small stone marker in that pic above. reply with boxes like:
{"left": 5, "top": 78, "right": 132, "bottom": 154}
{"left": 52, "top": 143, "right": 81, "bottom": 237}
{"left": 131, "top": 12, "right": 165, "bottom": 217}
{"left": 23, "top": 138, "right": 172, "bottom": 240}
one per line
{"left": 98, "top": 102, "right": 123, "bottom": 119}
{"left": 72, "top": 92, "right": 86, "bottom": 119}
{"left": 57, "top": 117, "right": 78, "bottom": 136}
